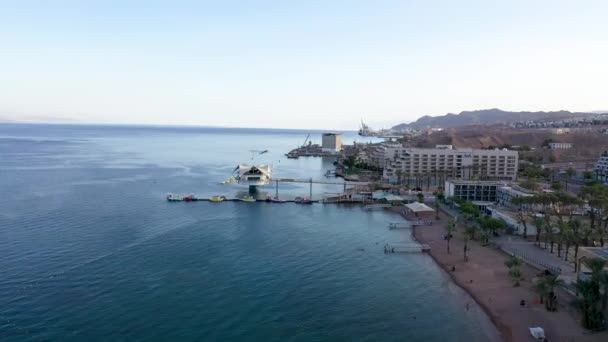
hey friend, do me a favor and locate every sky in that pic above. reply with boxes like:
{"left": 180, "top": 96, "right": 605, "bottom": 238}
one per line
{"left": 1, "top": 0, "right": 607, "bottom": 130}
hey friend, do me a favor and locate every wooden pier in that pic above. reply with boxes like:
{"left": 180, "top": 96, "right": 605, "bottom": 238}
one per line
{"left": 389, "top": 222, "right": 411, "bottom": 229}
{"left": 384, "top": 243, "right": 430, "bottom": 253}
{"left": 364, "top": 204, "right": 391, "bottom": 211}
{"left": 270, "top": 178, "right": 370, "bottom": 186}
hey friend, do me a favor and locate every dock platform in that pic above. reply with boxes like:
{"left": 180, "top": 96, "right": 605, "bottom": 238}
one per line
{"left": 389, "top": 222, "right": 411, "bottom": 229}
{"left": 167, "top": 196, "right": 319, "bottom": 203}
{"left": 384, "top": 243, "right": 430, "bottom": 253}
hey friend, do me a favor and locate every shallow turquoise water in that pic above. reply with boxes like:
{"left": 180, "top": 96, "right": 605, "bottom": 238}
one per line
{"left": 0, "top": 124, "right": 499, "bottom": 341}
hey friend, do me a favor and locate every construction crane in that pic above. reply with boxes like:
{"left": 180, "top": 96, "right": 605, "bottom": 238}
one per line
{"left": 302, "top": 134, "right": 310, "bottom": 147}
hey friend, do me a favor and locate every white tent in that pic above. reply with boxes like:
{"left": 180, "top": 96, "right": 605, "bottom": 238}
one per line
{"left": 404, "top": 202, "right": 435, "bottom": 213}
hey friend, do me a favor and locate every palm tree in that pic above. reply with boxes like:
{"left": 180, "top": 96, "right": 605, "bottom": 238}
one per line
{"left": 517, "top": 209, "right": 529, "bottom": 239}
{"left": 417, "top": 192, "right": 424, "bottom": 203}
{"left": 542, "top": 274, "right": 564, "bottom": 311}
{"left": 577, "top": 258, "right": 607, "bottom": 330}
{"left": 565, "top": 167, "right": 576, "bottom": 191}
{"left": 404, "top": 171, "right": 411, "bottom": 188}
{"left": 445, "top": 218, "right": 456, "bottom": 254}
{"left": 534, "top": 277, "right": 549, "bottom": 305}
{"left": 463, "top": 220, "right": 475, "bottom": 262}
{"left": 505, "top": 256, "right": 524, "bottom": 287}
{"left": 533, "top": 216, "right": 544, "bottom": 247}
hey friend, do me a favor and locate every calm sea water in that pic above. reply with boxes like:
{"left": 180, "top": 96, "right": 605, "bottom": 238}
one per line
{"left": 0, "top": 124, "right": 499, "bottom": 341}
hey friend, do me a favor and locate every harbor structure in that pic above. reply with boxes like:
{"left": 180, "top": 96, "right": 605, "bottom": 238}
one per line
{"left": 382, "top": 147, "right": 518, "bottom": 182}
{"left": 321, "top": 133, "right": 342, "bottom": 152}
{"left": 234, "top": 164, "right": 272, "bottom": 189}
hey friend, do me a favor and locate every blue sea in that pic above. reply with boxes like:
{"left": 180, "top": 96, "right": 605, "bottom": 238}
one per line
{"left": 0, "top": 124, "right": 499, "bottom": 341}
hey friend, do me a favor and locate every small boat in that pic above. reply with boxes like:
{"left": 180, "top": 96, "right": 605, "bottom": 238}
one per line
{"left": 221, "top": 177, "right": 236, "bottom": 185}
{"left": 294, "top": 196, "right": 313, "bottom": 204}
{"left": 240, "top": 196, "right": 256, "bottom": 203}
{"left": 209, "top": 195, "right": 226, "bottom": 202}
{"left": 271, "top": 197, "right": 286, "bottom": 203}
{"left": 167, "top": 193, "right": 194, "bottom": 202}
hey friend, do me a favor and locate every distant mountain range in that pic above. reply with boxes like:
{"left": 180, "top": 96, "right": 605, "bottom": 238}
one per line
{"left": 392, "top": 108, "right": 595, "bottom": 130}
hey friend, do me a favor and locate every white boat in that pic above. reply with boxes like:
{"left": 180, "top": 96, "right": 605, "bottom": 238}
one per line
{"left": 233, "top": 164, "right": 272, "bottom": 187}
{"left": 167, "top": 193, "right": 195, "bottom": 202}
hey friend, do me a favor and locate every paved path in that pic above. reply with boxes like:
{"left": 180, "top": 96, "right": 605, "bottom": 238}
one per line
{"left": 494, "top": 236, "right": 579, "bottom": 289}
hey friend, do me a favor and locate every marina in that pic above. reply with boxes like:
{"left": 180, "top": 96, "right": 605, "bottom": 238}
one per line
{"left": 166, "top": 194, "right": 321, "bottom": 203}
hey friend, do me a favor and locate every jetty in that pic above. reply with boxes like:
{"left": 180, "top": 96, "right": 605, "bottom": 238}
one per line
{"left": 384, "top": 243, "right": 430, "bottom": 253}
{"left": 388, "top": 222, "right": 410, "bottom": 229}
{"left": 364, "top": 204, "right": 391, "bottom": 211}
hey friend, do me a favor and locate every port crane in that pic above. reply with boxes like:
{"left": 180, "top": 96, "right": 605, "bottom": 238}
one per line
{"left": 302, "top": 134, "right": 310, "bottom": 147}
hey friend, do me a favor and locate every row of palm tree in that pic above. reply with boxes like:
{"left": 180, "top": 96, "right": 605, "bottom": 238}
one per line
{"left": 443, "top": 199, "right": 506, "bottom": 262}
{"left": 513, "top": 184, "right": 608, "bottom": 272}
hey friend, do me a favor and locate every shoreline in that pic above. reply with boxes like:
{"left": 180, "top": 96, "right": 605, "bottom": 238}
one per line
{"left": 405, "top": 208, "right": 607, "bottom": 342}
{"left": 411, "top": 224, "right": 512, "bottom": 342}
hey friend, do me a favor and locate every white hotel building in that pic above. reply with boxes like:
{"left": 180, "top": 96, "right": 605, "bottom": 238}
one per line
{"left": 381, "top": 146, "right": 518, "bottom": 182}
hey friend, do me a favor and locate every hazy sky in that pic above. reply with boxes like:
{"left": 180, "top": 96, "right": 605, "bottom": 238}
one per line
{"left": 1, "top": 1, "right": 607, "bottom": 129}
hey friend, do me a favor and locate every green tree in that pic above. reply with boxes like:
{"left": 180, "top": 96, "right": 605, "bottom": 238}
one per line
{"left": 477, "top": 216, "right": 506, "bottom": 244}
{"left": 416, "top": 192, "right": 424, "bottom": 203}
{"left": 520, "top": 177, "right": 541, "bottom": 192}
{"left": 550, "top": 180, "right": 563, "bottom": 191}
{"left": 459, "top": 201, "right": 478, "bottom": 218}
{"left": 538, "top": 274, "right": 564, "bottom": 311}
{"left": 505, "top": 255, "right": 524, "bottom": 287}
{"left": 576, "top": 258, "right": 607, "bottom": 330}
{"left": 343, "top": 155, "right": 356, "bottom": 169}
{"left": 565, "top": 167, "right": 576, "bottom": 191}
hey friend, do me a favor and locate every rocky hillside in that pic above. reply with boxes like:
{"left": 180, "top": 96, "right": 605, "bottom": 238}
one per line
{"left": 393, "top": 108, "right": 593, "bottom": 129}
{"left": 407, "top": 126, "right": 607, "bottom": 161}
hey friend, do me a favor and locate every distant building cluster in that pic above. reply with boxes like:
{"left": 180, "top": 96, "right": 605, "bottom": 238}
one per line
{"left": 509, "top": 114, "right": 608, "bottom": 129}
{"left": 548, "top": 142, "right": 573, "bottom": 149}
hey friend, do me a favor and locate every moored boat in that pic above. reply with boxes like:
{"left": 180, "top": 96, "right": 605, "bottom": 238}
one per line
{"left": 209, "top": 195, "right": 226, "bottom": 202}
{"left": 271, "top": 197, "right": 286, "bottom": 203}
{"left": 294, "top": 196, "right": 313, "bottom": 204}
{"left": 167, "top": 193, "right": 195, "bottom": 202}
{"left": 240, "top": 196, "right": 256, "bottom": 203}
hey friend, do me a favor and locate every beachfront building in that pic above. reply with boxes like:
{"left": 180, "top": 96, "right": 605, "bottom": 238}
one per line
{"left": 595, "top": 151, "right": 608, "bottom": 182}
{"left": 444, "top": 180, "right": 500, "bottom": 202}
{"left": 321, "top": 133, "right": 342, "bottom": 152}
{"left": 370, "top": 142, "right": 402, "bottom": 169}
{"left": 382, "top": 147, "right": 518, "bottom": 183}
{"left": 496, "top": 185, "right": 535, "bottom": 209}
{"left": 548, "top": 142, "right": 573, "bottom": 149}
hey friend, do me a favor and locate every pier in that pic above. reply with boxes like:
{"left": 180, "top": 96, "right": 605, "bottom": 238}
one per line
{"left": 388, "top": 222, "right": 410, "bottom": 229}
{"left": 384, "top": 243, "right": 430, "bottom": 253}
{"left": 270, "top": 178, "right": 370, "bottom": 186}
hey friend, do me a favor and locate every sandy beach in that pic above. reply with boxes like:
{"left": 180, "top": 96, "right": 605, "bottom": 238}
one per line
{"left": 410, "top": 210, "right": 608, "bottom": 342}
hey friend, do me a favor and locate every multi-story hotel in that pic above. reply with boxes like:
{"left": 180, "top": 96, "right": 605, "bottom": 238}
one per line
{"left": 382, "top": 146, "right": 518, "bottom": 182}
